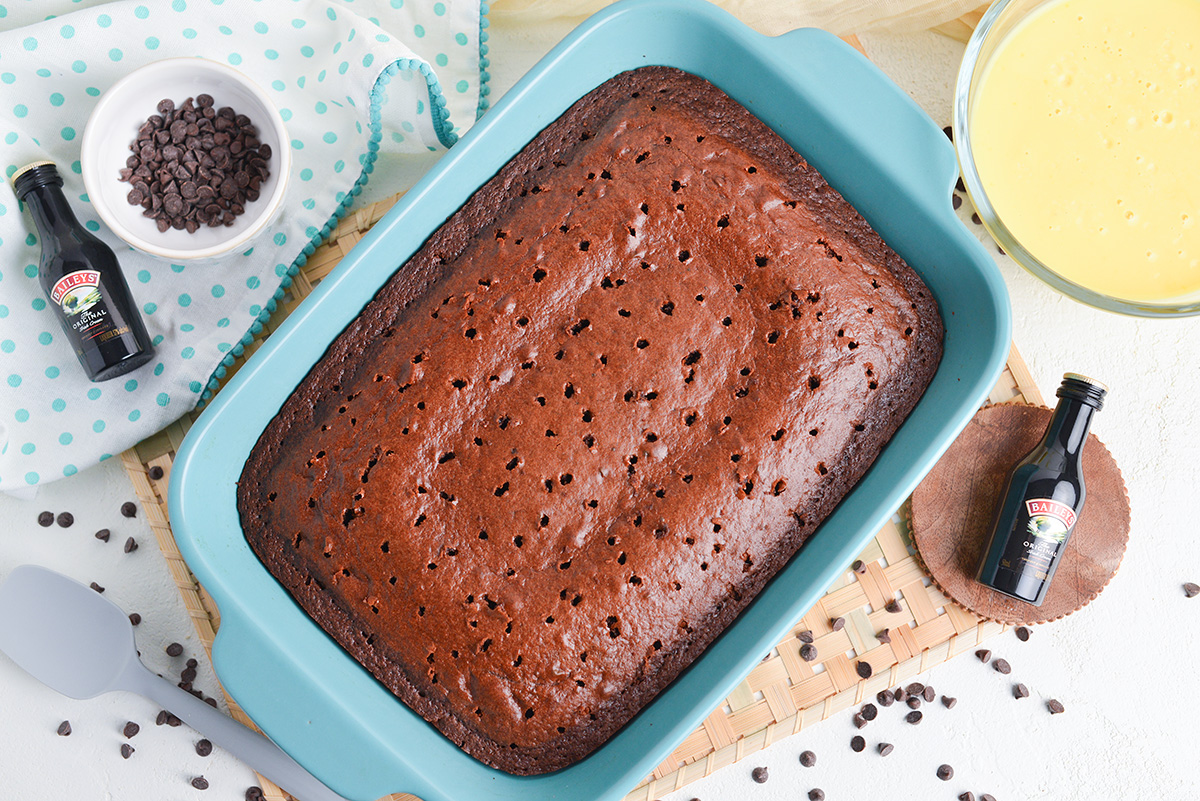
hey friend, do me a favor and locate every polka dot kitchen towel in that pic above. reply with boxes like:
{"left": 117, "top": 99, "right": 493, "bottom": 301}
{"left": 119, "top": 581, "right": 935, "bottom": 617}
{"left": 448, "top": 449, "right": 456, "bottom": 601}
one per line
{"left": 0, "top": 0, "right": 488, "bottom": 493}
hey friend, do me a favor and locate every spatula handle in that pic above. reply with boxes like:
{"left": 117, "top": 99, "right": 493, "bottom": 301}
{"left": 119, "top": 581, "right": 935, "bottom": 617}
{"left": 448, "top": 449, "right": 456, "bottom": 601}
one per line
{"left": 124, "top": 663, "right": 349, "bottom": 801}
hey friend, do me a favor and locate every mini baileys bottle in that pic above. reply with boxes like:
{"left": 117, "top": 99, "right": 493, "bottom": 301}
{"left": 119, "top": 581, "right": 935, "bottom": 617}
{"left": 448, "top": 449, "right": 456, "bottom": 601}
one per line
{"left": 12, "top": 161, "right": 154, "bottom": 381}
{"left": 975, "top": 373, "right": 1107, "bottom": 606}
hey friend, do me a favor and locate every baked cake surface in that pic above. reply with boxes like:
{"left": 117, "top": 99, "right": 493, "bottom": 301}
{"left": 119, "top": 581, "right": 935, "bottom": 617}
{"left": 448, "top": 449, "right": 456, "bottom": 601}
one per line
{"left": 238, "top": 66, "right": 943, "bottom": 775}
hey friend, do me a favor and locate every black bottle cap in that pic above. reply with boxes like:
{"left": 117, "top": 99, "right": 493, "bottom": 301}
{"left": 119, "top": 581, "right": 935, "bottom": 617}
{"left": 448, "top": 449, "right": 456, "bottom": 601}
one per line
{"left": 1058, "top": 372, "right": 1107, "bottom": 411}
{"left": 11, "top": 161, "right": 63, "bottom": 201}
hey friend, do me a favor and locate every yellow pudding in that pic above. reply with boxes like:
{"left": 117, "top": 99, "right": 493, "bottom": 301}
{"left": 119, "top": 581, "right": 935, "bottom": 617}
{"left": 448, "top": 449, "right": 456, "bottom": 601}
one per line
{"left": 970, "top": 0, "right": 1200, "bottom": 303}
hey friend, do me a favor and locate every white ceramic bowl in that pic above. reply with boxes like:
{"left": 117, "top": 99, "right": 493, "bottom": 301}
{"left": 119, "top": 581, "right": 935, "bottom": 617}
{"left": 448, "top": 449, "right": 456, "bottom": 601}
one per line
{"left": 81, "top": 57, "right": 290, "bottom": 261}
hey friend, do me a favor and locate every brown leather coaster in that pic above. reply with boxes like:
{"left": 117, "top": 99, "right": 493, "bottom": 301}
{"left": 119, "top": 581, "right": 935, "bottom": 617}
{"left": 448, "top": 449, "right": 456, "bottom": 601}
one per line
{"left": 910, "top": 403, "right": 1129, "bottom": 625}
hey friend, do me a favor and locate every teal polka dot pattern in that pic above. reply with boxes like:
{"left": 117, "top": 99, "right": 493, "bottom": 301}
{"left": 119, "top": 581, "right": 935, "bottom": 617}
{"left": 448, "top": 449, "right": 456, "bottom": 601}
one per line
{"left": 0, "top": 0, "right": 487, "bottom": 491}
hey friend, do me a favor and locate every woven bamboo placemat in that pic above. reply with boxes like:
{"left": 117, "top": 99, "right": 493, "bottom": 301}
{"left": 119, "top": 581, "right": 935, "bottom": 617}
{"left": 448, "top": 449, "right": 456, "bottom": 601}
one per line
{"left": 118, "top": 15, "right": 1009, "bottom": 799}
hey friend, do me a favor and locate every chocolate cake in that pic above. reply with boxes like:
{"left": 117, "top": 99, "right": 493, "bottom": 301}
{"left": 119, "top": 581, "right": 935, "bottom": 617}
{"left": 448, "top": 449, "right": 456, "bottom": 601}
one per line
{"left": 238, "top": 66, "right": 943, "bottom": 774}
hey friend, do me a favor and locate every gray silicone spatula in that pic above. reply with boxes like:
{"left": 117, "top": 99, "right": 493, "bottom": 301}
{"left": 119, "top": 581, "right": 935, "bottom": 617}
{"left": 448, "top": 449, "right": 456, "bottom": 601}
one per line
{"left": 0, "top": 565, "right": 350, "bottom": 801}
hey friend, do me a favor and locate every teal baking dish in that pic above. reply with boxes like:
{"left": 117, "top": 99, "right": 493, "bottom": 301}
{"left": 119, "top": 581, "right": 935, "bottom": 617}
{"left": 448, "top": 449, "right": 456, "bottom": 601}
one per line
{"left": 170, "top": 2, "right": 1011, "bottom": 799}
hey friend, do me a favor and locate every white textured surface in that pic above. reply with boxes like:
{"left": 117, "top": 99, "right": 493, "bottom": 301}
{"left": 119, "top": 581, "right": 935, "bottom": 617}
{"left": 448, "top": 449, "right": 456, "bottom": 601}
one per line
{"left": 3, "top": 21, "right": 1200, "bottom": 801}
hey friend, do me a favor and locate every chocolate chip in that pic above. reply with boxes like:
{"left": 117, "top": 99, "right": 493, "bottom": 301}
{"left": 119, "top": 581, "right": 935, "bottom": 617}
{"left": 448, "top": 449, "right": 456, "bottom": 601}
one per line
{"left": 884, "top": 599, "right": 902, "bottom": 613}
{"left": 993, "top": 658, "right": 1012, "bottom": 675}
{"left": 751, "top": 766, "right": 769, "bottom": 784}
{"left": 943, "top": 125, "right": 953, "bottom": 140}
{"left": 800, "top": 643, "right": 817, "bottom": 662}
{"left": 855, "top": 661, "right": 872, "bottom": 679}
{"left": 808, "top": 790, "right": 825, "bottom": 801}
{"left": 121, "top": 501, "right": 138, "bottom": 518}
{"left": 853, "top": 713, "right": 868, "bottom": 729}
{"left": 831, "top": 616, "right": 845, "bottom": 631}
{"left": 905, "top": 682, "right": 925, "bottom": 696}
{"left": 937, "top": 764, "right": 954, "bottom": 781}
{"left": 850, "top": 735, "right": 865, "bottom": 752}
{"left": 1015, "top": 626, "right": 1030, "bottom": 641}
{"left": 204, "top": 697, "right": 218, "bottom": 708}
{"left": 941, "top": 695, "right": 957, "bottom": 709}
{"left": 875, "top": 628, "right": 891, "bottom": 644}
{"left": 245, "top": 789, "right": 264, "bottom": 801}
{"left": 38, "top": 511, "right": 55, "bottom": 527}
{"left": 959, "top": 793, "right": 976, "bottom": 801}
{"left": 166, "top": 642, "right": 184, "bottom": 657}
{"left": 56, "top": 720, "right": 71, "bottom": 736}
{"left": 90, "top": 582, "right": 104, "bottom": 593}
{"left": 860, "top": 703, "right": 877, "bottom": 721}
{"left": 972, "top": 212, "right": 982, "bottom": 225}
{"left": 906, "top": 696, "right": 922, "bottom": 710}
{"left": 129, "top": 613, "right": 142, "bottom": 626}
{"left": 167, "top": 713, "right": 183, "bottom": 727}
{"left": 1047, "top": 699, "right": 1065, "bottom": 714}
{"left": 876, "top": 690, "right": 894, "bottom": 707}
{"left": 123, "top": 721, "right": 140, "bottom": 738}
{"left": 922, "top": 686, "right": 935, "bottom": 703}
{"left": 798, "top": 630, "right": 814, "bottom": 644}
{"left": 956, "top": 176, "right": 967, "bottom": 193}
{"left": 953, "top": 194, "right": 963, "bottom": 210}
{"left": 56, "top": 512, "right": 74, "bottom": 528}
{"left": 124, "top": 537, "right": 139, "bottom": 554}
{"left": 192, "top": 776, "right": 209, "bottom": 790}
{"left": 905, "top": 710, "right": 923, "bottom": 725}
{"left": 186, "top": 657, "right": 198, "bottom": 669}
{"left": 877, "top": 742, "right": 893, "bottom": 756}
{"left": 1013, "top": 683, "right": 1029, "bottom": 699}
{"left": 95, "top": 528, "right": 111, "bottom": 542}
{"left": 181, "top": 667, "right": 197, "bottom": 683}
{"left": 975, "top": 649, "right": 991, "bottom": 662}
{"left": 852, "top": 559, "right": 866, "bottom": 574}
{"left": 121, "top": 744, "right": 135, "bottom": 759}
{"left": 799, "top": 750, "right": 816, "bottom": 767}
{"left": 196, "top": 739, "right": 213, "bottom": 757}
{"left": 1184, "top": 582, "right": 1199, "bottom": 598}
{"left": 893, "top": 688, "right": 907, "bottom": 703}
{"left": 981, "top": 794, "right": 997, "bottom": 801}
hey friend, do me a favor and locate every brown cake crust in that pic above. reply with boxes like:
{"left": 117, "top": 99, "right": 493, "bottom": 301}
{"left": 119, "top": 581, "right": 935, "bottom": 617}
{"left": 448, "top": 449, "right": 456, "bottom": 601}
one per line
{"left": 238, "top": 66, "right": 943, "bottom": 775}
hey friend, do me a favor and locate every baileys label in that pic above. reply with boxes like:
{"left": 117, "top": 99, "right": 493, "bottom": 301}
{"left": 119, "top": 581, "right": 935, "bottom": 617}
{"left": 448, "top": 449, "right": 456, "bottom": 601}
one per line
{"left": 50, "top": 270, "right": 102, "bottom": 316}
{"left": 1025, "top": 498, "right": 1076, "bottom": 543}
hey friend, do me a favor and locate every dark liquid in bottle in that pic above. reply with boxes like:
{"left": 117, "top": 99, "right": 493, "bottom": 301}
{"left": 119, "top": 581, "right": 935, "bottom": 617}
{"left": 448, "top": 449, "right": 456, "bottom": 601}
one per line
{"left": 13, "top": 162, "right": 154, "bottom": 382}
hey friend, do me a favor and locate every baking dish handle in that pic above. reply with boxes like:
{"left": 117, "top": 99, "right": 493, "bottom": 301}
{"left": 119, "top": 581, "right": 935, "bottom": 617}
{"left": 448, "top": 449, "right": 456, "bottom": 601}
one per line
{"left": 757, "top": 27, "right": 960, "bottom": 221}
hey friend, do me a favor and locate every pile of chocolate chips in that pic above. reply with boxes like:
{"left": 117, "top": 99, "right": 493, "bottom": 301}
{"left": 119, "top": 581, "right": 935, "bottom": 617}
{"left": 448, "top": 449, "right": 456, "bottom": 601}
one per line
{"left": 119, "top": 95, "right": 272, "bottom": 233}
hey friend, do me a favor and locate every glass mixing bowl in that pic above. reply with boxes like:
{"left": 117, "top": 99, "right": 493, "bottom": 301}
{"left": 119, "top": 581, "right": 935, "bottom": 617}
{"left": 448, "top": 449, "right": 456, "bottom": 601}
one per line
{"left": 953, "top": 0, "right": 1200, "bottom": 317}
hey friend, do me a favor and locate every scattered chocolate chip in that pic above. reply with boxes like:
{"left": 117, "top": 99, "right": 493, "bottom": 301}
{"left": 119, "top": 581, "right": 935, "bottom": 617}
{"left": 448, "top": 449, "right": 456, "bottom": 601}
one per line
{"left": 121, "top": 744, "right": 135, "bottom": 759}
{"left": 90, "top": 582, "right": 104, "bottom": 593}
{"left": 56, "top": 720, "right": 71, "bottom": 736}
{"left": 975, "top": 649, "right": 991, "bottom": 662}
{"left": 1013, "top": 683, "right": 1030, "bottom": 699}
{"left": 943, "top": 125, "right": 953, "bottom": 140}
{"left": 877, "top": 690, "right": 894, "bottom": 707}
{"left": 1047, "top": 699, "right": 1065, "bottom": 714}
{"left": 123, "top": 721, "right": 140, "bottom": 738}
{"left": 95, "top": 528, "right": 111, "bottom": 542}
{"left": 124, "top": 537, "right": 139, "bottom": 554}
{"left": 884, "top": 599, "right": 902, "bottom": 613}
{"left": 166, "top": 642, "right": 184, "bottom": 657}
{"left": 808, "top": 790, "right": 825, "bottom": 801}
{"left": 192, "top": 776, "right": 209, "bottom": 790}
{"left": 853, "top": 713, "right": 868, "bottom": 729}
{"left": 956, "top": 176, "right": 967, "bottom": 193}
{"left": 937, "top": 764, "right": 954, "bottom": 781}
{"left": 922, "top": 686, "right": 935, "bottom": 703}
{"left": 1184, "top": 582, "right": 1199, "bottom": 598}
{"left": 204, "top": 698, "right": 218, "bottom": 708}
{"left": 186, "top": 658, "right": 198, "bottom": 669}
{"left": 196, "top": 739, "right": 213, "bottom": 757}
{"left": 799, "top": 750, "right": 816, "bottom": 768}
{"left": 181, "top": 667, "right": 197, "bottom": 683}
{"left": 244, "top": 789, "right": 263, "bottom": 801}
{"left": 852, "top": 559, "right": 866, "bottom": 574}
{"left": 876, "top": 628, "right": 891, "bottom": 644}
{"left": 953, "top": 193, "right": 963, "bottom": 210}
{"left": 850, "top": 735, "right": 865, "bottom": 752}
{"left": 800, "top": 643, "right": 817, "bottom": 662}
{"left": 798, "top": 630, "right": 814, "bottom": 644}
{"left": 831, "top": 616, "right": 845, "bottom": 631}
{"left": 56, "top": 512, "right": 74, "bottom": 528}
{"left": 905, "top": 710, "right": 923, "bottom": 725}
{"left": 972, "top": 212, "right": 982, "bottom": 225}
{"left": 156, "top": 710, "right": 169, "bottom": 726}
{"left": 906, "top": 696, "right": 922, "bottom": 710}
{"left": 877, "top": 742, "right": 894, "bottom": 756}
{"left": 751, "top": 766, "right": 769, "bottom": 784}
{"left": 981, "top": 794, "right": 997, "bottom": 801}
{"left": 893, "top": 688, "right": 907, "bottom": 703}
{"left": 149, "top": 465, "right": 164, "bottom": 480}
{"left": 993, "top": 658, "right": 1012, "bottom": 675}
{"left": 860, "top": 703, "right": 877, "bottom": 721}
{"left": 167, "top": 713, "right": 183, "bottom": 727}
{"left": 905, "top": 682, "right": 925, "bottom": 696}
{"left": 855, "top": 661, "right": 872, "bottom": 679}
{"left": 1015, "top": 626, "right": 1030, "bottom": 642}
{"left": 959, "top": 793, "right": 976, "bottom": 801}
{"left": 941, "top": 695, "right": 957, "bottom": 709}
{"left": 128, "top": 614, "right": 142, "bottom": 629}
{"left": 121, "top": 501, "right": 138, "bottom": 518}
{"left": 38, "top": 511, "right": 55, "bottom": 527}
